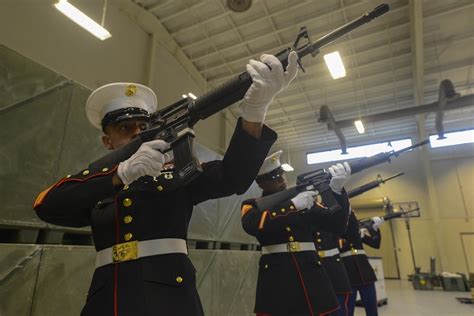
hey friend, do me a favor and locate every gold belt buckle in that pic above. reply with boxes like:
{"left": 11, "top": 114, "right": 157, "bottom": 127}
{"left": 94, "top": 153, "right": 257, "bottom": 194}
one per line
{"left": 288, "top": 241, "right": 301, "bottom": 252}
{"left": 351, "top": 248, "right": 358, "bottom": 255}
{"left": 318, "top": 250, "right": 326, "bottom": 258}
{"left": 112, "top": 241, "right": 138, "bottom": 263}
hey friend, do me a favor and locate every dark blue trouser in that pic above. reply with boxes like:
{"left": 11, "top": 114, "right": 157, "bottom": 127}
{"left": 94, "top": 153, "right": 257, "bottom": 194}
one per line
{"left": 336, "top": 293, "right": 350, "bottom": 316}
{"left": 347, "top": 283, "right": 378, "bottom": 316}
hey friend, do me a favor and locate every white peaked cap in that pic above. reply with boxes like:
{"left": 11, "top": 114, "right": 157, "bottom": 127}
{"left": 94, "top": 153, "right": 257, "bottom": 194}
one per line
{"left": 258, "top": 150, "right": 283, "bottom": 176}
{"left": 86, "top": 82, "right": 158, "bottom": 129}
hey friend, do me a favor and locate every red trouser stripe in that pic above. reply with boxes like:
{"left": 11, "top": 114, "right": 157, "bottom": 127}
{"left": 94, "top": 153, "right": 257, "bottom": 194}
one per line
{"left": 114, "top": 196, "right": 119, "bottom": 316}
{"left": 290, "top": 254, "right": 315, "bottom": 316}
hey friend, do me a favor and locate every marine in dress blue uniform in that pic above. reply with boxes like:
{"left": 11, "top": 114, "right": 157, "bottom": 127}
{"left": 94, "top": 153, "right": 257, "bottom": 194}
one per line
{"left": 241, "top": 152, "right": 352, "bottom": 316}
{"left": 33, "top": 51, "right": 298, "bottom": 316}
{"left": 339, "top": 211, "right": 382, "bottom": 316}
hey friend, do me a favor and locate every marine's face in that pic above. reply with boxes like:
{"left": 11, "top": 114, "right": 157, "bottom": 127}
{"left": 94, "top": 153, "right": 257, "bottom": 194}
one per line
{"left": 258, "top": 173, "right": 287, "bottom": 194}
{"left": 102, "top": 118, "right": 149, "bottom": 150}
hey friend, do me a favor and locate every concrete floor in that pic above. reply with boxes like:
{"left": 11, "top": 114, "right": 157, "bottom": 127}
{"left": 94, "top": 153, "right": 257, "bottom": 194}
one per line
{"left": 354, "top": 279, "right": 473, "bottom": 316}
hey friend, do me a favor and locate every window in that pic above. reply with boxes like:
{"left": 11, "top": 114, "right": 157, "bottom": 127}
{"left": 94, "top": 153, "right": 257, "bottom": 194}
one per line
{"left": 429, "top": 129, "right": 474, "bottom": 148}
{"left": 307, "top": 139, "right": 413, "bottom": 165}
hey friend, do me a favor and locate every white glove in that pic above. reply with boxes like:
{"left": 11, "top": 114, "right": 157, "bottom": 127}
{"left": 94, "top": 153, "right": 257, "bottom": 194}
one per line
{"left": 291, "top": 191, "right": 318, "bottom": 211}
{"left": 240, "top": 51, "right": 298, "bottom": 122}
{"left": 371, "top": 216, "right": 384, "bottom": 230}
{"left": 117, "top": 140, "right": 170, "bottom": 185}
{"left": 360, "top": 227, "right": 370, "bottom": 238}
{"left": 328, "top": 162, "right": 351, "bottom": 194}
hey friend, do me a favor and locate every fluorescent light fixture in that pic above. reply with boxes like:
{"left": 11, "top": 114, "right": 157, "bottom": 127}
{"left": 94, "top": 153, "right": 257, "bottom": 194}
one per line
{"left": 188, "top": 92, "right": 197, "bottom": 100}
{"left": 182, "top": 94, "right": 188, "bottom": 99}
{"left": 429, "top": 129, "right": 474, "bottom": 148}
{"left": 55, "top": 0, "right": 112, "bottom": 40}
{"left": 323, "top": 51, "right": 346, "bottom": 79}
{"left": 354, "top": 120, "right": 365, "bottom": 134}
{"left": 281, "top": 163, "right": 294, "bottom": 172}
{"left": 307, "top": 139, "right": 413, "bottom": 165}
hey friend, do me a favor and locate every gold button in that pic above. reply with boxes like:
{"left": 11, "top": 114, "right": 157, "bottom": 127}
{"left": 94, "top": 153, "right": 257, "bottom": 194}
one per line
{"left": 280, "top": 208, "right": 286, "bottom": 212}
{"left": 176, "top": 276, "right": 183, "bottom": 283}
{"left": 286, "top": 227, "right": 291, "bottom": 232}
{"left": 124, "top": 216, "right": 133, "bottom": 224}
{"left": 289, "top": 236, "right": 294, "bottom": 242}
{"left": 316, "top": 232, "right": 320, "bottom": 236}
{"left": 157, "top": 185, "right": 164, "bottom": 191}
{"left": 317, "top": 239, "right": 322, "bottom": 243}
{"left": 317, "top": 261, "right": 322, "bottom": 266}
{"left": 123, "top": 185, "right": 129, "bottom": 190}
{"left": 123, "top": 198, "right": 132, "bottom": 207}
{"left": 124, "top": 233, "right": 133, "bottom": 241}
{"left": 102, "top": 167, "right": 109, "bottom": 172}
{"left": 271, "top": 212, "right": 277, "bottom": 216}
{"left": 82, "top": 170, "right": 90, "bottom": 176}
{"left": 291, "top": 245, "right": 297, "bottom": 250}
{"left": 289, "top": 205, "right": 295, "bottom": 210}
{"left": 264, "top": 264, "right": 268, "bottom": 269}
{"left": 66, "top": 174, "right": 71, "bottom": 178}
{"left": 336, "top": 258, "right": 340, "bottom": 262}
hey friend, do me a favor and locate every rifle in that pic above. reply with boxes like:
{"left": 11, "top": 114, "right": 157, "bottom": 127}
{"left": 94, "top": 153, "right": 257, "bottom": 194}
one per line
{"left": 348, "top": 172, "right": 404, "bottom": 198}
{"left": 89, "top": 4, "right": 390, "bottom": 185}
{"left": 359, "top": 208, "right": 420, "bottom": 230}
{"left": 255, "top": 139, "right": 429, "bottom": 212}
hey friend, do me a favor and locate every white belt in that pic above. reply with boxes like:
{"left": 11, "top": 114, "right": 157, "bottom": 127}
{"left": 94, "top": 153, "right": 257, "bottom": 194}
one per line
{"left": 95, "top": 238, "right": 188, "bottom": 268}
{"left": 318, "top": 248, "right": 340, "bottom": 258}
{"left": 261, "top": 242, "right": 316, "bottom": 255}
{"left": 340, "top": 248, "right": 366, "bottom": 257}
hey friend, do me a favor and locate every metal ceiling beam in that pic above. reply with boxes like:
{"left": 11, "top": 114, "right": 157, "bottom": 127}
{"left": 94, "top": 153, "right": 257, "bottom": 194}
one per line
{"left": 158, "top": 2, "right": 209, "bottom": 23}
{"left": 190, "top": 1, "right": 472, "bottom": 67}
{"left": 180, "top": 0, "right": 353, "bottom": 51}
{"left": 187, "top": 0, "right": 407, "bottom": 62}
{"left": 145, "top": 0, "right": 173, "bottom": 13}
{"left": 171, "top": 0, "right": 310, "bottom": 37}
{"left": 205, "top": 21, "right": 415, "bottom": 79}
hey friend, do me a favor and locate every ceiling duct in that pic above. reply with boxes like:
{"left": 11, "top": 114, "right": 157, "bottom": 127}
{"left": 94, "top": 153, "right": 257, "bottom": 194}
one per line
{"left": 226, "top": 0, "right": 252, "bottom": 12}
{"left": 319, "top": 105, "right": 348, "bottom": 154}
{"left": 319, "top": 80, "right": 473, "bottom": 152}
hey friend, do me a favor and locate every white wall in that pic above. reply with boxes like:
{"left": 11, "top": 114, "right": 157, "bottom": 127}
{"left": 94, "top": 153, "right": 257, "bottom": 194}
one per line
{"left": 0, "top": 0, "right": 229, "bottom": 154}
{"left": 285, "top": 140, "right": 474, "bottom": 278}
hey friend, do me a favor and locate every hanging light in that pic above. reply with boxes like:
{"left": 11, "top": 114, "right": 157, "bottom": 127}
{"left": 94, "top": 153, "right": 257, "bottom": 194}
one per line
{"left": 323, "top": 51, "right": 346, "bottom": 79}
{"left": 354, "top": 120, "right": 365, "bottom": 134}
{"left": 55, "top": 0, "right": 112, "bottom": 40}
{"left": 281, "top": 149, "right": 294, "bottom": 172}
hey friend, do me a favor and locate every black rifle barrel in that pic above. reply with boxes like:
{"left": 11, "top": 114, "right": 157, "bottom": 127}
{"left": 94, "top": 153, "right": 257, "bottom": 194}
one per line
{"left": 383, "top": 172, "right": 405, "bottom": 182}
{"left": 359, "top": 208, "right": 419, "bottom": 229}
{"left": 349, "top": 139, "right": 429, "bottom": 174}
{"left": 348, "top": 172, "right": 404, "bottom": 198}
{"left": 383, "top": 208, "right": 419, "bottom": 221}
{"left": 193, "top": 3, "right": 390, "bottom": 120}
{"left": 298, "top": 4, "right": 390, "bottom": 58}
